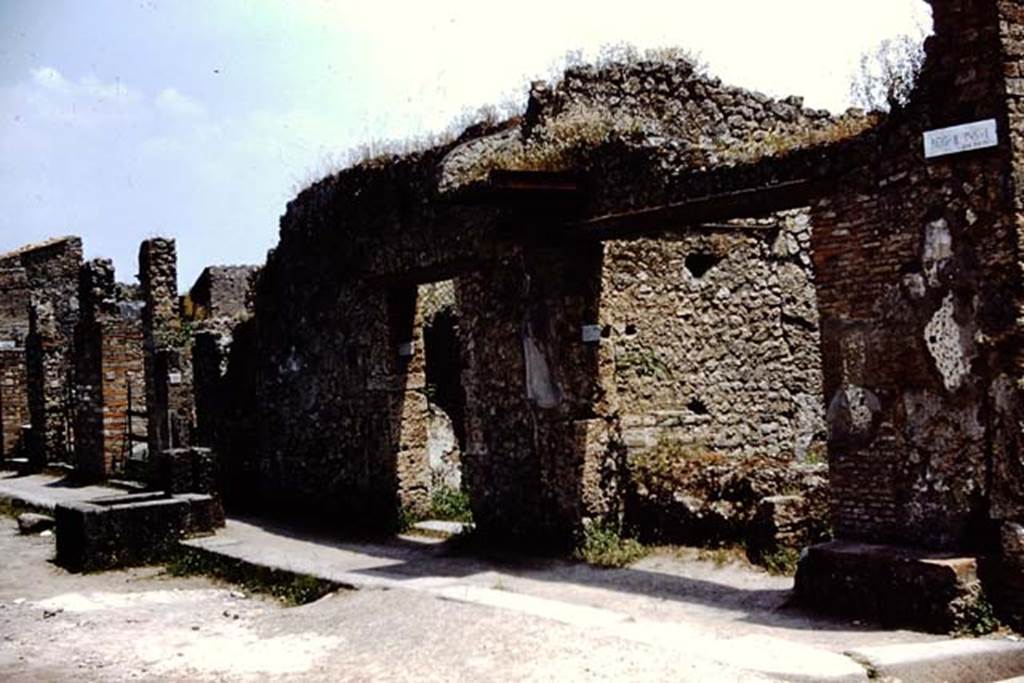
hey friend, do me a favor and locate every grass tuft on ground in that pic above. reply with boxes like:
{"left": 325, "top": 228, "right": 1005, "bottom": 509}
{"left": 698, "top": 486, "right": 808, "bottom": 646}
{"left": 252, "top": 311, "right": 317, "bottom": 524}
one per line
{"left": 165, "top": 547, "right": 342, "bottom": 606}
{"left": 429, "top": 486, "right": 473, "bottom": 523}
{"left": 575, "top": 522, "right": 649, "bottom": 568}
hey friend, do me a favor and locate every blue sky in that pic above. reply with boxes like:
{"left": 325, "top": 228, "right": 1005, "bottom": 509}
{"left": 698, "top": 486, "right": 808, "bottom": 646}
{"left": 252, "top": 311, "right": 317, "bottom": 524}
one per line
{"left": 0, "top": 1, "right": 931, "bottom": 290}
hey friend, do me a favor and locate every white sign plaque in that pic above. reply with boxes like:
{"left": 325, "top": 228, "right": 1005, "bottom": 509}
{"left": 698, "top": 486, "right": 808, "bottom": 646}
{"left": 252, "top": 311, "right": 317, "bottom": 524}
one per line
{"left": 924, "top": 119, "right": 998, "bottom": 159}
{"left": 581, "top": 324, "right": 603, "bottom": 343}
{"left": 168, "top": 371, "right": 182, "bottom": 386}
{"left": 0, "top": 340, "right": 15, "bottom": 351}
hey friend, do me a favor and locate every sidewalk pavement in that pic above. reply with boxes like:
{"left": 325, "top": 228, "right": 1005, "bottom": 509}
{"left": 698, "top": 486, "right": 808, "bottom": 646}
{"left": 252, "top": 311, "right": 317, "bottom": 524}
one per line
{"left": 4, "top": 468, "right": 1024, "bottom": 682}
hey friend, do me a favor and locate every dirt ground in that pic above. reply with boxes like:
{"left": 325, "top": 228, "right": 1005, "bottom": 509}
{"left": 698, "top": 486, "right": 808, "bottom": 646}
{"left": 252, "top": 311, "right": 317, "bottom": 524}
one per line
{"left": 0, "top": 516, "right": 808, "bottom": 682}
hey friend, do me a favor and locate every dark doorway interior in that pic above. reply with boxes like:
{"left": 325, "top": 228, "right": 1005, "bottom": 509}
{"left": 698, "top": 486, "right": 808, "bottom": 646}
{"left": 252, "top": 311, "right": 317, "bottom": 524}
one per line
{"left": 421, "top": 281, "right": 467, "bottom": 451}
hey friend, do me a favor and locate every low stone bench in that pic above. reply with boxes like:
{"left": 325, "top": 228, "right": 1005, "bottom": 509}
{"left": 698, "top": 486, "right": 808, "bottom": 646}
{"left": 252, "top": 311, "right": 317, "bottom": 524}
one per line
{"left": 55, "top": 491, "right": 224, "bottom": 572}
{"left": 794, "top": 540, "right": 985, "bottom": 633}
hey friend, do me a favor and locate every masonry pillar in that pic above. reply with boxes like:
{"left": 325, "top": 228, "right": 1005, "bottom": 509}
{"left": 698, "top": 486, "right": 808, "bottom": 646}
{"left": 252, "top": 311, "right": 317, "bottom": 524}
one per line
{"left": 795, "top": 0, "right": 1024, "bottom": 631}
{"left": 73, "top": 259, "right": 146, "bottom": 480}
{"left": 459, "top": 240, "right": 621, "bottom": 548}
{"left": 19, "top": 238, "right": 82, "bottom": 469}
{"left": 139, "top": 238, "right": 194, "bottom": 468}
{"left": 26, "top": 299, "right": 70, "bottom": 469}
{"left": 0, "top": 348, "right": 28, "bottom": 464}
{"left": 0, "top": 266, "right": 31, "bottom": 465}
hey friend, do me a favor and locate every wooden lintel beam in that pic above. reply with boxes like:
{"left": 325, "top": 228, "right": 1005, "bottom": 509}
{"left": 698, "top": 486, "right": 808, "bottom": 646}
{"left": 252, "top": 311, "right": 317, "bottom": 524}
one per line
{"left": 569, "top": 177, "right": 833, "bottom": 241}
{"left": 488, "top": 169, "right": 583, "bottom": 194}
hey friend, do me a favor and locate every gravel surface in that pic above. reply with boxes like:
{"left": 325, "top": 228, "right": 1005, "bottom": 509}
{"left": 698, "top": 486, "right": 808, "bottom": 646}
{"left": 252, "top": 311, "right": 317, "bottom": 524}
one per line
{"left": 0, "top": 517, "right": 784, "bottom": 682}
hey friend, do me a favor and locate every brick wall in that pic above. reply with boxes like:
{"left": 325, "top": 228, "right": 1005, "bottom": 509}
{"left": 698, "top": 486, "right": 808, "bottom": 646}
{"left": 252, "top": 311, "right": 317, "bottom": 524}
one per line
{"left": 810, "top": 0, "right": 1024, "bottom": 550}
{"left": 0, "top": 349, "right": 28, "bottom": 461}
{"left": 73, "top": 259, "right": 146, "bottom": 480}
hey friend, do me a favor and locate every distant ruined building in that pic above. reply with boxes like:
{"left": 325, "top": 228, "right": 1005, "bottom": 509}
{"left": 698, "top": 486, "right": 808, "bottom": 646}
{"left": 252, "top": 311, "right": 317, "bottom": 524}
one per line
{"left": 1, "top": 0, "right": 1023, "bottom": 633}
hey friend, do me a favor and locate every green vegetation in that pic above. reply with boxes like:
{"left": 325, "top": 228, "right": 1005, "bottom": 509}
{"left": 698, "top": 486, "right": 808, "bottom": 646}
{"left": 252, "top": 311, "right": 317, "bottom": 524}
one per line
{"left": 297, "top": 42, "right": 705, "bottom": 189}
{"left": 694, "top": 544, "right": 750, "bottom": 569}
{"left": 165, "top": 548, "right": 341, "bottom": 606}
{"left": 804, "top": 442, "right": 828, "bottom": 465}
{"left": 850, "top": 31, "right": 926, "bottom": 112}
{"left": 429, "top": 486, "right": 473, "bottom": 523}
{"left": 394, "top": 505, "right": 418, "bottom": 534}
{"left": 953, "top": 591, "right": 1002, "bottom": 637}
{"left": 628, "top": 437, "right": 725, "bottom": 490}
{"left": 725, "top": 113, "right": 880, "bottom": 164}
{"left": 757, "top": 547, "right": 802, "bottom": 577}
{"left": 617, "top": 343, "right": 673, "bottom": 381}
{"left": 574, "top": 522, "right": 648, "bottom": 568}
{"left": 158, "top": 319, "right": 194, "bottom": 349}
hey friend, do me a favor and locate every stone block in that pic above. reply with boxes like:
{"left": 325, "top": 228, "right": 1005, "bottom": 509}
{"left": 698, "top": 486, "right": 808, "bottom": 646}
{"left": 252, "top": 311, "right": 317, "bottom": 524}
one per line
{"left": 794, "top": 541, "right": 984, "bottom": 633}
{"left": 158, "top": 448, "right": 194, "bottom": 494}
{"left": 16, "top": 512, "right": 54, "bottom": 535}
{"left": 55, "top": 491, "right": 223, "bottom": 572}
{"left": 155, "top": 446, "right": 218, "bottom": 494}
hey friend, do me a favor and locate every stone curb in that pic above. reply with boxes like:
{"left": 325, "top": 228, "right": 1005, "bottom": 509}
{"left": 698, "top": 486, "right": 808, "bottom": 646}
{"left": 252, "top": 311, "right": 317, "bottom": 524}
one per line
{"left": 174, "top": 542, "right": 355, "bottom": 598}
{"left": 0, "top": 488, "right": 54, "bottom": 514}
{"left": 845, "top": 639, "right": 1024, "bottom": 683}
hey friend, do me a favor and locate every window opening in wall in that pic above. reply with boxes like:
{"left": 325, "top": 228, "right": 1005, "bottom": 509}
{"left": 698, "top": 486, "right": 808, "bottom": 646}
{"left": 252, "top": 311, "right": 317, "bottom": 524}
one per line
{"left": 684, "top": 253, "right": 721, "bottom": 279}
{"left": 387, "top": 285, "right": 417, "bottom": 373}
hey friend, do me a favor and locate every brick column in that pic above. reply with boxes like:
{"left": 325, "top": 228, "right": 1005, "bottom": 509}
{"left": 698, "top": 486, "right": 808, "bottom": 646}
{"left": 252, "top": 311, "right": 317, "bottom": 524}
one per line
{"left": 73, "top": 259, "right": 146, "bottom": 480}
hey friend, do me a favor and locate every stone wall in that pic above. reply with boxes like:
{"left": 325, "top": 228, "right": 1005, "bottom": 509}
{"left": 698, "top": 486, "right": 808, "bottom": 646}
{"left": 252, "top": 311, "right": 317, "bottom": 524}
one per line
{"left": 601, "top": 211, "right": 824, "bottom": 460}
{"left": 457, "top": 241, "right": 616, "bottom": 543}
{"left": 0, "top": 267, "right": 30, "bottom": 461}
{"left": 236, "top": 49, "right": 849, "bottom": 543}
{"left": 186, "top": 266, "right": 259, "bottom": 321}
{"left": 245, "top": 147, "right": 499, "bottom": 527}
{"left": 0, "top": 237, "right": 83, "bottom": 466}
{"left": 139, "top": 238, "right": 194, "bottom": 460}
{"left": 0, "top": 349, "right": 28, "bottom": 462}
{"left": 73, "top": 259, "right": 146, "bottom": 480}
{"left": 187, "top": 263, "right": 258, "bottom": 497}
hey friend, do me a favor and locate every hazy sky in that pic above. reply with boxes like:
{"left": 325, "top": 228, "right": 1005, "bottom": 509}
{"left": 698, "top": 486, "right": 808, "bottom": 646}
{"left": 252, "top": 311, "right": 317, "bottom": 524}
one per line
{"left": 0, "top": 0, "right": 931, "bottom": 289}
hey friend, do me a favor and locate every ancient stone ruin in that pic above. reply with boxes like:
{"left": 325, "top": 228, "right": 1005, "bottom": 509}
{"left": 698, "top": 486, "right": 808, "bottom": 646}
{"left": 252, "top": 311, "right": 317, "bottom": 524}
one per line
{"left": 2, "top": 0, "right": 1022, "bottom": 634}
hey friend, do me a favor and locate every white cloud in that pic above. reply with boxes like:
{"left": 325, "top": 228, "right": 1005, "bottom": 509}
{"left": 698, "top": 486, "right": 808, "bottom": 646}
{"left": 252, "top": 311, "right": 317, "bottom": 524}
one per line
{"left": 80, "top": 74, "right": 137, "bottom": 103}
{"left": 30, "top": 66, "right": 68, "bottom": 92}
{"left": 155, "top": 88, "right": 206, "bottom": 118}
{"left": 1, "top": 0, "right": 934, "bottom": 289}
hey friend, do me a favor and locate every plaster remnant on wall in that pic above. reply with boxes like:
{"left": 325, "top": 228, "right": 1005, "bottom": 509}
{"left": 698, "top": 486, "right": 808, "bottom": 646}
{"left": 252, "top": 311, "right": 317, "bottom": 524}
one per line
{"left": 990, "top": 374, "right": 1016, "bottom": 414}
{"left": 924, "top": 294, "right": 970, "bottom": 392}
{"left": 845, "top": 386, "right": 876, "bottom": 434}
{"left": 923, "top": 218, "right": 953, "bottom": 287}
{"left": 523, "top": 323, "right": 561, "bottom": 409}
{"left": 427, "top": 402, "right": 461, "bottom": 490}
{"left": 826, "top": 384, "right": 880, "bottom": 443}
{"left": 284, "top": 347, "right": 302, "bottom": 374}
{"left": 840, "top": 330, "right": 868, "bottom": 386}
{"left": 793, "top": 392, "right": 826, "bottom": 459}
{"left": 903, "top": 273, "right": 927, "bottom": 299}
